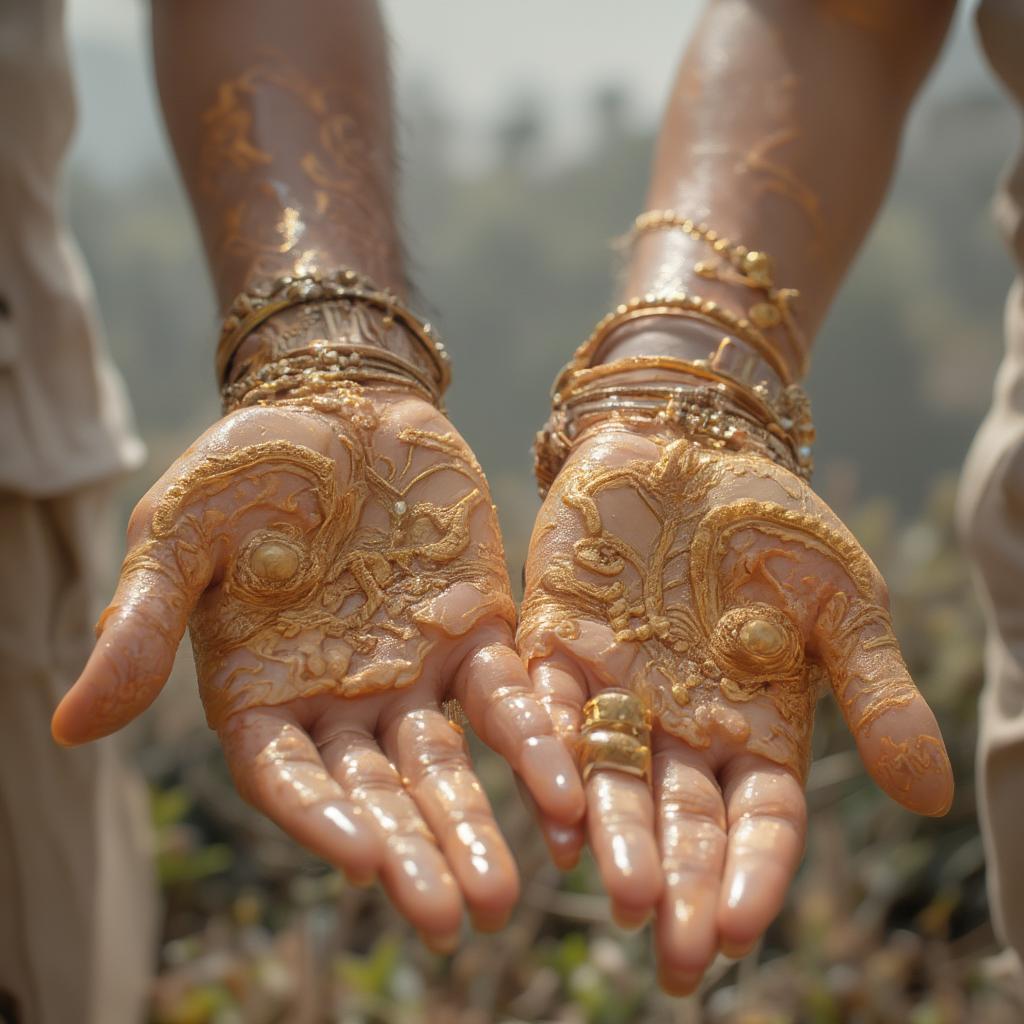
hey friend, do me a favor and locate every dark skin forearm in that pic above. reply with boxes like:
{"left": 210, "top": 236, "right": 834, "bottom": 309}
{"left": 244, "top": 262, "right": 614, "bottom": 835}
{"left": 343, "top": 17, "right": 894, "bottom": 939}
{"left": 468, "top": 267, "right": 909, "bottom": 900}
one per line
{"left": 606, "top": 0, "right": 957, "bottom": 377}
{"left": 151, "top": 0, "right": 403, "bottom": 306}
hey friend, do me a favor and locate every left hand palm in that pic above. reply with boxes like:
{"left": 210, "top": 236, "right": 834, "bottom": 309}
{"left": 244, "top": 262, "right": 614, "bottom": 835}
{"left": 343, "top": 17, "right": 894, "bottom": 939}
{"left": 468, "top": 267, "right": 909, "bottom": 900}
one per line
{"left": 518, "top": 424, "right": 953, "bottom": 991}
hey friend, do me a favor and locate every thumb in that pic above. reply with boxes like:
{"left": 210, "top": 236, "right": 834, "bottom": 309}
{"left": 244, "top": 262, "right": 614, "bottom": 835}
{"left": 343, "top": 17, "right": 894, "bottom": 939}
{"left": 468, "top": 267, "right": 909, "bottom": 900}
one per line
{"left": 814, "top": 588, "right": 954, "bottom": 817}
{"left": 52, "top": 511, "right": 213, "bottom": 746}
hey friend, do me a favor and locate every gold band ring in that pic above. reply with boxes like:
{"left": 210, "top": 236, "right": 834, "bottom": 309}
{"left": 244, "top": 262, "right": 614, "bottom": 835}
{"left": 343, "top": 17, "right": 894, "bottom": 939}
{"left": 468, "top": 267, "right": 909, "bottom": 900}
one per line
{"left": 578, "top": 689, "right": 653, "bottom": 785}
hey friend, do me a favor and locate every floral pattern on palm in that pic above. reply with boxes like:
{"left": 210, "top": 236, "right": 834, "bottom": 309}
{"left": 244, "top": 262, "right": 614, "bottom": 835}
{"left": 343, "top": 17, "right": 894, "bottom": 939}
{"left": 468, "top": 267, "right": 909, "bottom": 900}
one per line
{"left": 111, "top": 388, "right": 515, "bottom": 728}
{"left": 519, "top": 435, "right": 917, "bottom": 779}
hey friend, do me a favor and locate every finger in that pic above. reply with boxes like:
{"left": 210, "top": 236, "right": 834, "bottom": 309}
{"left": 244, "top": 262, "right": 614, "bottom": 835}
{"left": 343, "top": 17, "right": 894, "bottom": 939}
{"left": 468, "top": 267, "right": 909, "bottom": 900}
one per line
{"left": 317, "top": 717, "right": 464, "bottom": 942}
{"left": 815, "top": 593, "right": 954, "bottom": 816}
{"left": 381, "top": 706, "right": 519, "bottom": 931}
{"left": 454, "top": 639, "right": 584, "bottom": 826}
{"left": 586, "top": 766, "right": 663, "bottom": 927}
{"left": 514, "top": 776, "right": 585, "bottom": 872}
{"left": 218, "top": 706, "right": 381, "bottom": 885}
{"left": 652, "top": 740, "right": 728, "bottom": 982}
{"left": 529, "top": 656, "right": 588, "bottom": 744}
{"left": 716, "top": 755, "right": 806, "bottom": 954}
{"left": 52, "top": 526, "right": 212, "bottom": 745}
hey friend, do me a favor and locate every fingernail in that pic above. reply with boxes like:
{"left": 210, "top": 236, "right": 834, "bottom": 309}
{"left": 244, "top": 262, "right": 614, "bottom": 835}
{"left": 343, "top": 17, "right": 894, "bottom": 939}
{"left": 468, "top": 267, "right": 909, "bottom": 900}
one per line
{"left": 657, "top": 965, "right": 702, "bottom": 997}
{"left": 471, "top": 907, "right": 511, "bottom": 933}
{"left": 720, "top": 938, "right": 756, "bottom": 959}
{"left": 545, "top": 824, "right": 583, "bottom": 871}
{"left": 343, "top": 867, "right": 376, "bottom": 889}
{"left": 612, "top": 903, "right": 649, "bottom": 931}
{"left": 420, "top": 930, "right": 461, "bottom": 955}
{"left": 50, "top": 719, "right": 77, "bottom": 747}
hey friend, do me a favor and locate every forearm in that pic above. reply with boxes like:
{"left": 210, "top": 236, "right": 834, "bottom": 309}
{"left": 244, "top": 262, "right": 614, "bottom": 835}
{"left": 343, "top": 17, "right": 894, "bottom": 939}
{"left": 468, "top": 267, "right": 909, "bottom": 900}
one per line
{"left": 151, "top": 0, "right": 438, "bottom": 396}
{"left": 605, "top": 0, "right": 957, "bottom": 377}
{"left": 152, "top": 0, "right": 400, "bottom": 302}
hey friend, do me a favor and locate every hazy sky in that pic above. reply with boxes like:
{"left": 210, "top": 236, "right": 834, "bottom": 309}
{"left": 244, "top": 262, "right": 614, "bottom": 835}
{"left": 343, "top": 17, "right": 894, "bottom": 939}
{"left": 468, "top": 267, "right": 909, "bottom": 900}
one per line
{"left": 66, "top": 0, "right": 998, "bottom": 178}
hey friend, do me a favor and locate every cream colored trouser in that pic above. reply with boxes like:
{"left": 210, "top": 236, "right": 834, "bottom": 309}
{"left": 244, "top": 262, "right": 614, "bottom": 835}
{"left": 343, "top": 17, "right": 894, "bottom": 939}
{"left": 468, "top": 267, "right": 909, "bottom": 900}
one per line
{"left": 959, "top": 277, "right": 1024, "bottom": 961}
{"left": 0, "top": 482, "right": 156, "bottom": 1024}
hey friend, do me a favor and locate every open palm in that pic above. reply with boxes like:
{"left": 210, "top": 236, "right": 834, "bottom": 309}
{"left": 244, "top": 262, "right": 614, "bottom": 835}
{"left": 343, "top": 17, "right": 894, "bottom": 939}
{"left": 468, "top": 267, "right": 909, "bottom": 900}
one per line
{"left": 54, "top": 389, "right": 583, "bottom": 946}
{"left": 518, "top": 424, "right": 953, "bottom": 991}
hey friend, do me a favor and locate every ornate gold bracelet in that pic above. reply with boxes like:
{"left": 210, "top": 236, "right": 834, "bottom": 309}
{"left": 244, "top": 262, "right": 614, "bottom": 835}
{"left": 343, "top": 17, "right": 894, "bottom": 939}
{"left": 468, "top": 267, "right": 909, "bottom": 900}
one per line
{"left": 215, "top": 268, "right": 451, "bottom": 395}
{"left": 535, "top": 378, "right": 805, "bottom": 493}
{"left": 224, "top": 339, "right": 440, "bottom": 411}
{"left": 536, "top": 346, "right": 814, "bottom": 493}
{"left": 571, "top": 293, "right": 793, "bottom": 387}
{"left": 630, "top": 209, "right": 808, "bottom": 377}
{"left": 223, "top": 341, "right": 439, "bottom": 412}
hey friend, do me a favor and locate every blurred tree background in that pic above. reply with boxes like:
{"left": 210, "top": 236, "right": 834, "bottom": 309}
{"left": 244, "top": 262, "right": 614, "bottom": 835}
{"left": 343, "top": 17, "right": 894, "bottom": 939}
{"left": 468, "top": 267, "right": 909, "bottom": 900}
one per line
{"left": 63, "top": 6, "right": 1021, "bottom": 1021}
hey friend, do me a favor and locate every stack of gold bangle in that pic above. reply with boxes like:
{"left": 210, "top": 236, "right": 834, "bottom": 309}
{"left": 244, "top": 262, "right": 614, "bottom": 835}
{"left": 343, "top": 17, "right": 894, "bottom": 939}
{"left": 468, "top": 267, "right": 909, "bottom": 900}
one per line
{"left": 215, "top": 267, "right": 451, "bottom": 396}
{"left": 534, "top": 219, "right": 815, "bottom": 495}
{"left": 222, "top": 341, "right": 440, "bottom": 412}
{"left": 630, "top": 209, "right": 808, "bottom": 377}
{"left": 578, "top": 689, "right": 653, "bottom": 785}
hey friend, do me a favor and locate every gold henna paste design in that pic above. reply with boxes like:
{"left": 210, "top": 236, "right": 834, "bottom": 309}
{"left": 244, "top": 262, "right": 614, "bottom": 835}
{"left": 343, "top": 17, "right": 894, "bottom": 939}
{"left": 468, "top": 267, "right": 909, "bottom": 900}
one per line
{"left": 200, "top": 61, "right": 391, "bottom": 287}
{"left": 874, "top": 735, "right": 948, "bottom": 795}
{"left": 113, "top": 389, "right": 514, "bottom": 728}
{"left": 519, "top": 436, "right": 914, "bottom": 779}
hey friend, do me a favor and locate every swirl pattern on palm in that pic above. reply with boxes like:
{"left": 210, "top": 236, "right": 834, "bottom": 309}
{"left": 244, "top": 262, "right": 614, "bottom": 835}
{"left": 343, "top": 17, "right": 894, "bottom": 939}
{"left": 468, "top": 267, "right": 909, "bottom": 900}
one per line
{"left": 104, "top": 387, "right": 515, "bottom": 728}
{"left": 519, "top": 430, "right": 940, "bottom": 790}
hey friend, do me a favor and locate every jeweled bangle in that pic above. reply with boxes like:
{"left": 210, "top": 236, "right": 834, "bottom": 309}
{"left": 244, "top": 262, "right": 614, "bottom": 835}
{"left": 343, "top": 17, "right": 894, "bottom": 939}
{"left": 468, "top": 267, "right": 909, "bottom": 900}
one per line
{"left": 216, "top": 268, "right": 451, "bottom": 394}
{"left": 534, "top": 350, "right": 814, "bottom": 493}
{"left": 553, "top": 353, "right": 814, "bottom": 458}
{"left": 570, "top": 293, "right": 794, "bottom": 387}
{"left": 534, "top": 379, "right": 805, "bottom": 494}
{"left": 222, "top": 341, "right": 439, "bottom": 413}
{"left": 630, "top": 210, "right": 808, "bottom": 377}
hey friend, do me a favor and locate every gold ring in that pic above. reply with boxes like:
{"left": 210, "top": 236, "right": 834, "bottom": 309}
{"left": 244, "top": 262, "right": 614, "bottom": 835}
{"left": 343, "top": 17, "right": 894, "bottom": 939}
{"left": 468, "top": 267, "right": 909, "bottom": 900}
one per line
{"left": 578, "top": 689, "right": 652, "bottom": 785}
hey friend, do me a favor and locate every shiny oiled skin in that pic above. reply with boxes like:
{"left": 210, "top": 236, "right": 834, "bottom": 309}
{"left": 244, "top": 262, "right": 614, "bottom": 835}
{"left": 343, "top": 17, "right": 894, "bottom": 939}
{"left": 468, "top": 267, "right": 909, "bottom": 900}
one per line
{"left": 518, "top": 423, "right": 954, "bottom": 990}
{"left": 53, "top": 391, "right": 586, "bottom": 946}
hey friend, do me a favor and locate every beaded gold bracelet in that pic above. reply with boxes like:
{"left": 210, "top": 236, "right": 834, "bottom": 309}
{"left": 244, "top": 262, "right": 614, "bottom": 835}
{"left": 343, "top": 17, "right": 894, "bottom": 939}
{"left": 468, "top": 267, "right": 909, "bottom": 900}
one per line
{"left": 630, "top": 209, "right": 808, "bottom": 377}
{"left": 215, "top": 268, "right": 451, "bottom": 395}
{"left": 222, "top": 341, "right": 439, "bottom": 413}
{"left": 534, "top": 378, "right": 805, "bottom": 494}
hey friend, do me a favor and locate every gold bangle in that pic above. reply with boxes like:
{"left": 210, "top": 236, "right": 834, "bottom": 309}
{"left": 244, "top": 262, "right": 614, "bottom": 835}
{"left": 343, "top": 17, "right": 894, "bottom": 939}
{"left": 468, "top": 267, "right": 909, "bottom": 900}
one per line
{"left": 215, "top": 268, "right": 451, "bottom": 393}
{"left": 222, "top": 341, "right": 443, "bottom": 411}
{"left": 223, "top": 342, "right": 439, "bottom": 412}
{"left": 535, "top": 384, "right": 805, "bottom": 493}
{"left": 534, "top": 352, "right": 814, "bottom": 492}
{"left": 570, "top": 294, "right": 794, "bottom": 387}
{"left": 630, "top": 210, "right": 808, "bottom": 377}
{"left": 554, "top": 354, "right": 812, "bottom": 448}
{"left": 557, "top": 355, "right": 777, "bottom": 421}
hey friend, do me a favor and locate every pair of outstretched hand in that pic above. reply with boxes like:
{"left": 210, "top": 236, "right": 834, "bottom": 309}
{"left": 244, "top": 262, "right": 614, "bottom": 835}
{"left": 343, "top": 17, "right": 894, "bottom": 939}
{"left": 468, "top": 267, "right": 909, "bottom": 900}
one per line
{"left": 52, "top": 390, "right": 952, "bottom": 991}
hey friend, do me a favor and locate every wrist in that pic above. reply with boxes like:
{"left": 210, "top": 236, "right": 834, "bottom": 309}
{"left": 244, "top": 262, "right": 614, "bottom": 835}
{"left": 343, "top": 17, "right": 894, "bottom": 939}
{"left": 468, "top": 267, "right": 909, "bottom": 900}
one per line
{"left": 537, "top": 313, "right": 815, "bottom": 494}
{"left": 596, "top": 315, "right": 728, "bottom": 366}
{"left": 215, "top": 269, "right": 451, "bottom": 415}
{"left": 228, "top": 300, "right": 425, "bottom": 383}
{"left": 215, "top": 268, "right": 450, "bottom": 396}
